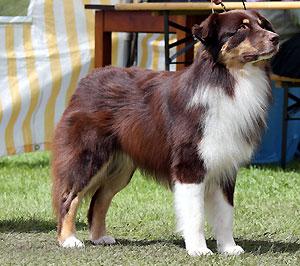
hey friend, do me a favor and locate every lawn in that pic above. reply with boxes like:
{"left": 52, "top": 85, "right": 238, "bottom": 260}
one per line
{"left": 0, "top": 0, "right": 30, "bottom": 16}
{"left": 0, "top": 152, "right": 299, "bottom": 265}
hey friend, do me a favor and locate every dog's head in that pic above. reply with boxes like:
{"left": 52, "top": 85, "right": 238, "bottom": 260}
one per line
{"left": 192, "top": 10, "right": 279, "bottom": 67}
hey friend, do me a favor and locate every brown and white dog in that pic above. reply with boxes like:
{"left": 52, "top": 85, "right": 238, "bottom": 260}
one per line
{"left": 52, "top": 10, "right": 279, "bottom": 255}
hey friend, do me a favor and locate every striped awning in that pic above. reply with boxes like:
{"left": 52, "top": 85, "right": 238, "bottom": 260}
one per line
{"left": 0, "top": 0, "right": 175, "bottom": 157}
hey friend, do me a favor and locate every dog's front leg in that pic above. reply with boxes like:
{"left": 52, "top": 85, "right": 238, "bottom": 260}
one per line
{"left": 174, "top": 181, "right": 213, "bottom": 256}
{"left": 205, "top": 182, "right": 244, "bottom": 255}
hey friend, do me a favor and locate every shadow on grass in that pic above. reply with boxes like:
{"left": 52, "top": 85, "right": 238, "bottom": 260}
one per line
{"left": 113, "top": 238, "right": 300, "bottom": 254}
{"left": 0, "top": 218, "right": 86, "bottom": 233}
{"left": 0, "top": 220, "right": 299, "bottom": 255}
{"left": 237, "top": 238, "right": 300, "bottom": 254}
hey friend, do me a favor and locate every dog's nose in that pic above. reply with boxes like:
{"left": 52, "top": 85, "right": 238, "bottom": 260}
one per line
{"left": 270, "top": 34, "right": 279, "bottom": 46}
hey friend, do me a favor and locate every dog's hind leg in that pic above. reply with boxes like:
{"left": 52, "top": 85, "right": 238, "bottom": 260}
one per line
{"left": 52, "top": 136, "right": 115, "bottom": 247}
{"left": 54, "top": 157, "right": 114, "bottom": 248}
{"left": 88, "top": 153, "right": 135, "bottom": 245}
{"left": 58, "top": 192, "right": 84, "bottom": 248}
{"left": 52, "top": 109, "right": 120, "bottom": 247}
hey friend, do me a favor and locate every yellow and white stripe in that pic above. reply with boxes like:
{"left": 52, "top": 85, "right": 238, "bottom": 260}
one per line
{"left": 0, "top": 0, "right": 109, "bottom": 156}
{"left": 138, "top": 33, "right": 177, "bottom": 71}
{"left": 0, "top": 27, "right": 12, "bottom": 154}
{"left": 0, "top": 0, "right": 173, "bottom": 157}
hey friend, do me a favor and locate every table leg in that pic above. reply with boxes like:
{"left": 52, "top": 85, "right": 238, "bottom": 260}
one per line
{"left": 175, "top": 16, "right": 194, "bottom": 71}
{"left": 95, "top": 11, "right": 112, "bottom": 68}
{"left": 164, "top": 11, "right": 170, "bottom": 71}
{"left": 281, "top": 85, "right": 289, "bottom": 169}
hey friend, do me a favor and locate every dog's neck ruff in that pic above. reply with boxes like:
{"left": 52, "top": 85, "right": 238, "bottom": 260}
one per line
{"left": 189, "top": 63, "right": 270, "bottom": 181}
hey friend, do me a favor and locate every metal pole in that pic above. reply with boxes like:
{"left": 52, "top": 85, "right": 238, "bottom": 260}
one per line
{"left": 164, "top": 11, "right": 170, "bottom": 71}
{"left": 281, "top": 85, "right": 289, "bottom": 169}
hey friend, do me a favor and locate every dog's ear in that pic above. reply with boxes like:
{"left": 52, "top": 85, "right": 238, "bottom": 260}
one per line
{"left": 250, "top": 10, "right": 276, "bottom": 33}
{"left": 260, "top": 17, "right": 275, "bottom": 33}
{"left": 192, "top": 13, "right": 219, "bottom": 45}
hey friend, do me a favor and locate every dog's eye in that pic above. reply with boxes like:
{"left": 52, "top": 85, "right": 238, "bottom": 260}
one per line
{"left": 260, "top": 19, "right": 275, "bottom": 32}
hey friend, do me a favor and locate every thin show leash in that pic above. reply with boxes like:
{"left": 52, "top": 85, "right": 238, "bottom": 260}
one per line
{"left": 211, "top": 0, "right": 247, "bottom": 13}
{"left": 194, "top": 0, "right": 247, "bottom": 43}
{"left": 221, "top": 0, "right": 247, "bottom": 12}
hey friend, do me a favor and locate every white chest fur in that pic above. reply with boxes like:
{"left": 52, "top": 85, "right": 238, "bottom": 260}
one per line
{"left": 189, "top": 64, "right": 270, "bottom": 179}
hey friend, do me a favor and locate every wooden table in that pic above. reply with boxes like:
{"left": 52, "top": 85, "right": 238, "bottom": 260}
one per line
{"left": 85, "top": 2, "right": 300, "bottom": 71}
{"left": 85, "top": 5, "right": 207, "bottom": 71}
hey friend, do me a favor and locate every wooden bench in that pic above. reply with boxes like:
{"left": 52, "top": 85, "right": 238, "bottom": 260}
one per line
{"left": 271, "top": 74, "right": 300, "bottom": 168}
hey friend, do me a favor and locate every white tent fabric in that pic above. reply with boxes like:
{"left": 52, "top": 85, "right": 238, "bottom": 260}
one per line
{"left": 0, "top": 0, "right": 174, "bottom": 157}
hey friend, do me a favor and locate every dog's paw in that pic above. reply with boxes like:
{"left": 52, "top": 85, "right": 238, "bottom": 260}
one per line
{"left": 187, "top": 246, "right": 213, "bottom": 256}
{"left": 218, "top": 245, "right": 244, "bottom": 255}
{"left": 61, "top": 235, "right": 85, "bottom": 248}
{"left": 91, "top": 235, "right": 116, "bottom": 245}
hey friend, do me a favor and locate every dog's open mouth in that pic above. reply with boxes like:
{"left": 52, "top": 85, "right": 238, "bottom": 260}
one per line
{"left": 242, "top": 47, "right": 278, "bottom": 63}
{"left": 260, "top": 46, "right": 279, "bottom": 58}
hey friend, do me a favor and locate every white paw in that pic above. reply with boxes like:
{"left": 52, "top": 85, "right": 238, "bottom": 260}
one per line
{"left": 187, "top": 246, "right": 213, "bottom": 256}
{"left": 61, "top": 235, "right": 85, "bottom": 248}
{"left": 91, "top": 235, "right": 116, "bottom": 245}
{"left": 219, "top": 245, "right": 244, "bottom": 255}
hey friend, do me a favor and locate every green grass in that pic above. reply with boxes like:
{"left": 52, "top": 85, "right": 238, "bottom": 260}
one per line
{"left": 0, "top": 152, "right": 299, "bottom": 265}
{"left": 0, "top": 0, "right": 30, "bottom": 16}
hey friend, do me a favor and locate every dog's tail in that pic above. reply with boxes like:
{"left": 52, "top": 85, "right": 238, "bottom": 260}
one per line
{"left": 51, "top": 109, "right": 116, "bottom": 233}
{"left": 51, "top": 138, "right": 84, "bottom": 234}
{"left": 50, "top": 117, "right": 83, "bottom": 233}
